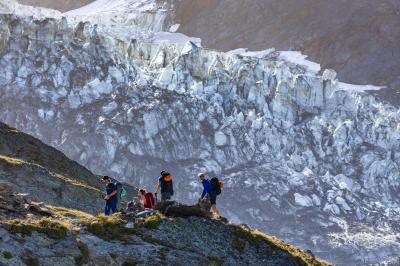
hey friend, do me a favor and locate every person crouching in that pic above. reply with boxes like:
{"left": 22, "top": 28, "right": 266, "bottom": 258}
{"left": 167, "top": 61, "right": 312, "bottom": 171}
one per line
{"left": 139, "top": 189, "right": 155, "bottom": 209}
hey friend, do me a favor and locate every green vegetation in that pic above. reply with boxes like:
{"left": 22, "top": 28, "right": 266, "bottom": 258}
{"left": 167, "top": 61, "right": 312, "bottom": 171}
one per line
{"left": 230, "top": 225, "right": 330, "bottom": 266}
{"left": 21, "top": 256, "right": 40, "bottom": 266}
{"left": 75, "top": 238, "right": 90, "bottom": 265}
{"left": 121, "top": 258, "right": 143, "bottom": 266}
{"left": 82, "top": 213, "right": 137, "bottom": 241}
{"left": 137, "top": 213, "right": 164, "bottom": 230}
{"left": 2, "top": 251, "right": 13, "bottom": 259}
{"left": 159, "top": 247, "right": 169, "bottom": 262}
{"left": 207, "top": 256, "right": 224, "bottom": 266}
{"left": 3, "top": 217, "right": 68, "bottom": 240}
{"left": 232, "top": 237, "right": 246, "bottom": 253}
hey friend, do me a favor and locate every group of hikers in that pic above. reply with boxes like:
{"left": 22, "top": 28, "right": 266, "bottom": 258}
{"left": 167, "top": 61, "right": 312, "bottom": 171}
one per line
{"left": 101, "top": 171, "right": 224, "bottom": 218}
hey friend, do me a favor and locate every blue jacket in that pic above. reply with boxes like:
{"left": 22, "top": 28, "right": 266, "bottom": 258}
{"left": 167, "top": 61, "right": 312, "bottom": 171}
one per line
{"left": 201, "top": 179, "right": 212, "bottom": 199}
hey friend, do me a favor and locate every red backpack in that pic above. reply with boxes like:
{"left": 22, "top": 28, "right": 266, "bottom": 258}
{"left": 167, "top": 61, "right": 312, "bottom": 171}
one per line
{"left": 144, "top": 192, "right": 155, "bottom": 209}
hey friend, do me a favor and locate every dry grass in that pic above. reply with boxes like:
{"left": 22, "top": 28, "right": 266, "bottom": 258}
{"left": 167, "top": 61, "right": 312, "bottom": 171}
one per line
{"left": 54, "top": 174, "right": 101, "bottom": 192}
{"left": 0, "top": 155, "right": 24, "bottom": 165}
{"left": 81, "top": 213, "right": 137, "bottom": 241}
{"left": 2, "top": 217, "right": 69, "bottom": 240}
{"left": 46, "top": 205, "right": 95, "bottom": 221}
{"left": 4, "top": 128, "right": 19, "bottom": 134}
{"left": 231, "top": 225, "right": 331, "bottom": 266}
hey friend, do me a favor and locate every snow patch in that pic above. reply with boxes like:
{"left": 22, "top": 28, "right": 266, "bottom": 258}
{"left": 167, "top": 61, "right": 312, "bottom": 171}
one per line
{"left": 227, "top": 48, "right": 275, "bottom": 58}
{"left": 152, "top": 32, "right": 202, "bottom": 46}
{"left": 337, "top": 82, "right": 384, "bottom": 92}
{"left": 0, "top": 0, "right": 61, "bottom": 18}
{"left": 278, "top": 51, "right": 321, "bottom": 73}
{"left": 66, "top": 0, "right": 157, "bottom": 15}
{"left": 169, "top": 24, "right": 180, "bottom": 32}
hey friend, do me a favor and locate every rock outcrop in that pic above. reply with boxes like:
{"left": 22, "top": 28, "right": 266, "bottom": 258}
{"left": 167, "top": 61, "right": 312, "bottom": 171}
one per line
{"left": 0, "top": 183, "right": 329, "bottom": 266}
{"left": 0, "top": 2, "right": 399, "bottom": 265}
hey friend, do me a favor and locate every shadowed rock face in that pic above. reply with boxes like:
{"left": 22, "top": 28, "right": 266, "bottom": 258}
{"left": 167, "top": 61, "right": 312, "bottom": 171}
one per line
{"left": 0, "top": 122, "right": 104, "bottom": 213}
{"left": 18, "top": 0, "right": 93, "bottom": 12}
{"left": 166, "top": 0, "right": 400, "bottom": 99}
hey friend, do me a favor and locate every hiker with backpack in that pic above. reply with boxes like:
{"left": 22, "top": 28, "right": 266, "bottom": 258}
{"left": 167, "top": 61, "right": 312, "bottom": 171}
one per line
{"left": 139, "top": 189, "right": 155, "bottom": 209}
{"left": 155, "top": 171, "right": 174, "bottom": 201}
{"left": 198, "top": 173, "right": 222, "bottom": 218}
{"left": 198, "top": 173, "right": 211, "bottom": 203}
{"left": 102, "top": 176, "right": 118, "bottom": 216}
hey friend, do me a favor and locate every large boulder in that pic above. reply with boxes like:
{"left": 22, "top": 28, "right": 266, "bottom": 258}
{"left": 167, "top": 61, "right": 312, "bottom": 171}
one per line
{"left": 155, "top": 201, "right": 211, "bottom": 218}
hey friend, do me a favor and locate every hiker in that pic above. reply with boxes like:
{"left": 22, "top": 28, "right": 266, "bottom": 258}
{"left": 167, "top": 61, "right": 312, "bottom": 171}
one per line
{"left": 198, "top": 173, "right": 211, "bottom": 203}
{"left": 198, "top": 173, "right": 222, "bottom": 218}
{"left": 155, "top": 171, "right": 174, "bottom": 201}
{"left": 139, "top": 189, "right": 155, "bottom": 209}
{"left": 102, "top": 176, "right": 118, "bottom": 216}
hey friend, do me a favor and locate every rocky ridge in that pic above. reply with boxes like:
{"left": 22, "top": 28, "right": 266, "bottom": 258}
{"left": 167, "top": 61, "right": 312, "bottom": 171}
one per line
{"left": 0, "top": 179, "right": 328, "bottom": 266}
{"left": 0, "top": 1, "right": 399, "bottom": 265}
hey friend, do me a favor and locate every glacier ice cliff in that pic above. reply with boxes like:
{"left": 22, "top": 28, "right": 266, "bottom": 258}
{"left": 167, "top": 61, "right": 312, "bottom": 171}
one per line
{"left": 0, "top": 5, "right": 399, "bottom": 265}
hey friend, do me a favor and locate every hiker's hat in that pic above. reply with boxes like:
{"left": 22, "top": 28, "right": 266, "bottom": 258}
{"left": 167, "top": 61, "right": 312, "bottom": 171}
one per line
{"left": 197, "top": 173, "right": 205, "bottom": 177}
{"left": 102, "top": 175, "right": 111, "bottom": 180}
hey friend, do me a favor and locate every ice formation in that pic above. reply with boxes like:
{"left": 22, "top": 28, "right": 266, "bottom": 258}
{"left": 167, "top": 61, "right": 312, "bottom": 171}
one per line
{"left": 0, "top": 0, "right": 399, "bottom": 264}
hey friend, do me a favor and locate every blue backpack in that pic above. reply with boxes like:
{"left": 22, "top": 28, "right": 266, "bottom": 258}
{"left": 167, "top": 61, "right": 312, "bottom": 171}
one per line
{"left": 115, "top": 182, "right": 127, "bottom": 199}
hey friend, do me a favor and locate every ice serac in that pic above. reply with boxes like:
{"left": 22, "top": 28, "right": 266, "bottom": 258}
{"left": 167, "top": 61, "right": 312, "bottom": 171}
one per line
{"left": 65, "top": 0, "right": 201, "bottom": 45}
{"left": 0, "top": 6, "right": 399, "bottom": 266}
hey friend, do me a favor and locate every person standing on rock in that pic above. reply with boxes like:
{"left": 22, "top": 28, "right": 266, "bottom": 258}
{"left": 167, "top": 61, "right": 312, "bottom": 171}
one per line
{"left": 198, "top": 173, "right": 211, "bottom": 203}
{"left": 198, "top": 173, "right": 221, "bottom": 218}
{"left": 102, "top": 176, "right": 118, "bottom": 216}
{"left": 198, "top": 173, "right": 224, "bottom": 218}
{"left": 155, "top": 171, "right": 174, "bottom": 201}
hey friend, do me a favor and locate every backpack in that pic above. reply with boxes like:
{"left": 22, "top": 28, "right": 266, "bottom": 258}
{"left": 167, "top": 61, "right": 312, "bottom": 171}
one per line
{"left": 144, "top": 192, "right": 155, "bottom": 209}
{"left": 210, "top": 177, "right": 222, "bottom": 195}
{"left": 115, "top": 182, "right": 126, "bottom": 200}
{"left": 160, "top": 173, "right": 174, "bottom": 195}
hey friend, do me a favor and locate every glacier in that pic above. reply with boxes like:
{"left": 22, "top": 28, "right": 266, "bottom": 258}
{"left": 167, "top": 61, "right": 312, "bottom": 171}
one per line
{"left": 0, "top": 0, "right": 399, "bottom": 265}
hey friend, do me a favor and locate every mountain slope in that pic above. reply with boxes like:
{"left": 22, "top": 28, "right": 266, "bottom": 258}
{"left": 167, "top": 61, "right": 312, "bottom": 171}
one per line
{"left": 0, "top": 121, "right": 104, "bottom": 213}
{"left": 0, "top": 121, "right": 330, "bottom": 266}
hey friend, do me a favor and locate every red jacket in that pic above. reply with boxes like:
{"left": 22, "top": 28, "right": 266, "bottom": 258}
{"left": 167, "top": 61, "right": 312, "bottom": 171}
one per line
{"left": 142, "top": 192, "right": 155, "bottom": 209}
